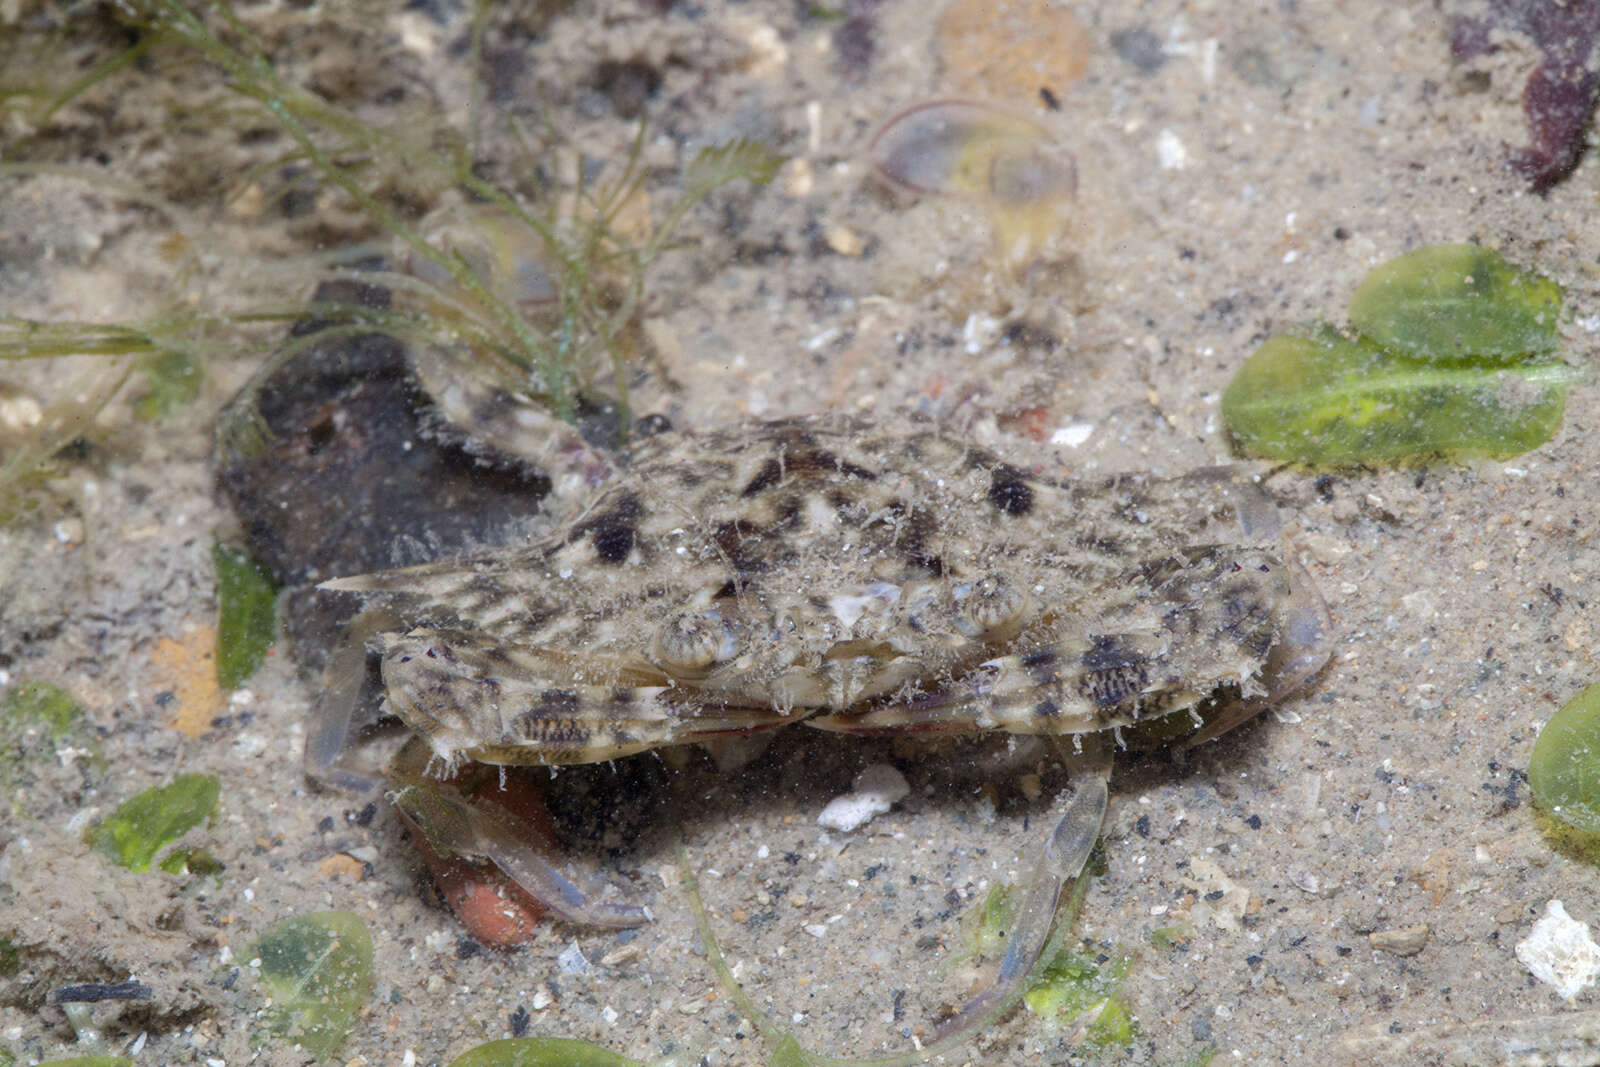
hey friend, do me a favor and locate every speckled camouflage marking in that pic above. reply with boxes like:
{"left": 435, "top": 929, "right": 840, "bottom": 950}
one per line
{"left": 325, "top": 415, "right": 1315, "bottom": 769}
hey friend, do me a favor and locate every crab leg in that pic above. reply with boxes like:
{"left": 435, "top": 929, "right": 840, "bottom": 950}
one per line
{"left": 305, "top": 612, "right": 687, "bottom": 928}
{"left": 305, "top": 606, "right": 404, "bottom": 793}
{"left": 934, "top": 750, "right": 1110, "bottom": 1041}
{"left": 808, "top": 630, "right": 1181, "bottom": 737}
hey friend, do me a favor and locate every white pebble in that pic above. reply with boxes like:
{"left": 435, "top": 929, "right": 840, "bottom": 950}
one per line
{"left": 1050, "top": 422, "right": 1094, "bottom": 448}
{"left": 816, "top": 764, "right": 910, "bottom": 832}
{"left": 1156, "top": 128, "right": 1187, "bottom": 170}
{"left": 1518, "top": 900, "right": 1600, "bottom": 1000}
{"left": 962, "top": 313, "right": 1002, "bottom": 355}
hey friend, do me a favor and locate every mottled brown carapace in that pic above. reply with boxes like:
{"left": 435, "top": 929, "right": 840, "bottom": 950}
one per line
{"left": 320, "top": 416, "right": 1329, "bottom": 771}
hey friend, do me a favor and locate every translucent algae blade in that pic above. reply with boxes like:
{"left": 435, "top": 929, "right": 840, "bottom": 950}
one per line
{"left": 868, "top": 99, "right": 1075, "bottom": 264}
{"left": 250, "top": 911, "right": 374, "bottom": 1060}
{"left": 84, "top": 773, "right": 219, "bottom": 872}
{"left": 1531, "top": 682, "right": 1600, "bottom": 834}
{"left": 869, "top": 100, "right": 1060, "bottom": 198}
{"left": 1222, "top": 328, "right": 1568, "bottom": 464}
{"left": 445, "top": 1038, "right": 643, "bottom": 1067}
{"left": 1347, "top": 244, "right": 1562, "bottom": 362}
{"left": 214, "top": 541, "right": 278, "bottom": 689}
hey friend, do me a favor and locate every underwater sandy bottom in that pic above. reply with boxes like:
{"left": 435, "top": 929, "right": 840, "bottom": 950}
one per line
{"left": 4, "top": 0, "right": 1600, "bottom": 1064}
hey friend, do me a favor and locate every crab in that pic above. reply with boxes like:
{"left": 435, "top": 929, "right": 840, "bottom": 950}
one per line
{"left": 303, "top": 411, "right": 1333, "bottom": 1028}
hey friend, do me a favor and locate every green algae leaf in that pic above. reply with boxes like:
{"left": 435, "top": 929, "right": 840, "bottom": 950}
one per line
{"left": 213, "top": 540, "right": 278, "bottom": 688}
{"left": 765, "top": 1035, "right": 813, "bottom": 1067}
{"left": 1348, "top": 244, "right": 1563, "bottom": 361}
{"left": 1530, "top": 682, "right": 1600, "bottom": 834}
{"left": 251, "top": 911, "right": 373, "bottom": 1060}
{"left": 158, "top": 845, "right": 224, "bottom": 876}
{"left": 446, "top": 1038, "right": 642, "bottom": 1066}
{"left": 962, "top": 881, "right": 1132, "bottom": 1038}
{"left": 1, "top": 681, "right": 100, "bottom": 814}
{"left": 3, "top": 680, "right": 83, "bottom": 739}
{"left": 1021, "top": 943, "right": 1133, "bottom": 1028}
{"left": 683, "top": 138, "right": 786, "bottom": 199}
{"left": 1148, "top": 926, "right": 1187, "bottom": 949}
{"left": 84, "top": 773, "right": 219, "bottom": 872}
{"left": 957, "top": 882, "right": 1018, "bottom": 963}
{"left": 1222, "top": 328, "right": 1568, "bottom": 464}
{"left": 1085, "top": 994, "right": 1137, "bottom": 1048}
{"left": 133, "top": 349, "right": 202, "bottom": 420}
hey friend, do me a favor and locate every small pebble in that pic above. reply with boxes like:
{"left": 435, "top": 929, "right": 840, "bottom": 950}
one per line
{"left": 599, "top": 943, "right": 641, "bottom": 968}
{"left": 1050, "top": 423, "right": 1094, "bottom": 448}
{"left": 825, "top": 225, "right": 864, "bottom": 256}
{"left": 1291, "top": 870, "right": 1320, "bottom": 894}
{"left": 817, "top": 763, "right": 911, "bottom": 831}
{"left": 0, "top": 388, "right": 42, "bottom": 433}
{"left": 1368, "top": 924, "right": 1430, "bottom": 957}
{"left": 1110, "top": 26, "right": 1166, "bottom": 73}
{"left": 1157, "top": 129, "right": 1187, "bottom": 170}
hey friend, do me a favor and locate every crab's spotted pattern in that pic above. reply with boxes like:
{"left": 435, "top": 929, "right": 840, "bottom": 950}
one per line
{"left": 324, "top": 416, "right": 1329, "bottom": 771}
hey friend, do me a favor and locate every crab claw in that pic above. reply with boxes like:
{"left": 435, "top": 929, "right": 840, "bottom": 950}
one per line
{"left": 1185, "top": 554, "right": 1334, "bottom": 747}
{"left": 394, "top": 773, "right": 649, "bottom": 932}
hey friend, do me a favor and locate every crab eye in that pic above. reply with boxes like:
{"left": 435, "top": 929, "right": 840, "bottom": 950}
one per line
{"left": 653, "top": 611, "right": 737, "bottom": 676}
{"left": 956, "top": 574, "right": 1031, "bottom": 638}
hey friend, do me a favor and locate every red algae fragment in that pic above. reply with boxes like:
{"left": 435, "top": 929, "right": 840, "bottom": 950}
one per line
{"left": 1451, "top": 0, "right": 1600, "bottom": 192}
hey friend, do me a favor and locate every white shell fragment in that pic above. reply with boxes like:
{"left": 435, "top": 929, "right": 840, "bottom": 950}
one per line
{"left": 557, "top": 940, "right": 591, "bottom": 976}
{"left": 816, "top": 763, "right": 911, "bottom": 832}
{"left": 1516, "top": 900, "right": 1600, "bottom": 1000}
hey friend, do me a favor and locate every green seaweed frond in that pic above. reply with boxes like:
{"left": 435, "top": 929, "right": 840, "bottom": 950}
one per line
{"left": 120, "top": 0, "right": 783, "bottom": 434}
{"left": 2, "top": 0, "right": 784, "bottom": 525}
